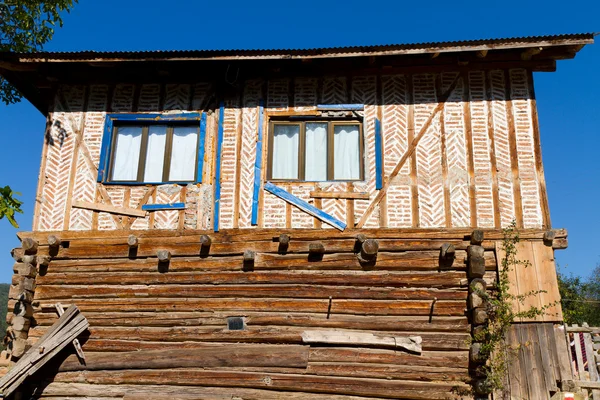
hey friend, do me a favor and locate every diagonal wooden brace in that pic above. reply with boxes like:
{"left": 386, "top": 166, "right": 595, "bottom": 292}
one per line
{"left": 55, "top": 303, "right": 86, "bottom": 364}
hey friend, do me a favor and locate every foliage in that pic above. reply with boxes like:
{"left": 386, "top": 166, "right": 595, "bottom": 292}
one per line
{"left": 0, "top": 0, "right": 78, "bottom": 104}
{"left": 473, "top": 221, "right": 554, "bottom": 393}
{"left": 0, "top": 185, "right": 23, "bottom": 228}
{"left": 558, "top": 264, "right": 600, "bottom": 326}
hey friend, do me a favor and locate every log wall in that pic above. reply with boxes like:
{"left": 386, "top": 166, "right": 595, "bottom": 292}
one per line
{"left": 0, "top": 228, "right": 569, "bottom": 399}
{"left": 33, "top": 68, "right": 550, "bottom": 232}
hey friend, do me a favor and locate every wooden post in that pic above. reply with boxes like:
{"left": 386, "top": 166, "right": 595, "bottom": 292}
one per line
{"left": 200, "top": 235, "right": 211, "bottom": 257}
{"left": 358, "top": 239, "right": 379, "bottom": 265}
{"left": 470, "top": 229, "right": 484, "bottom": 245}
{"left": 243, "top": 250, "right": 255, "bottom": 272}
{"left": 467, "top": 246, "right": 485, "bottom": 278}
{"left": 157, "top": 250, "right": 171, "bottom": 273}
{"left": 21, "top": 239, "right": 38, "bottom": 255}
{"left": 278, "top": 234, "right": 290, "bottom": 254}
{"left": 308, "top": 242, "right": 325, "bottom": 261}
{"left": 127, "top": 235, "right": 138, "bottom": 258}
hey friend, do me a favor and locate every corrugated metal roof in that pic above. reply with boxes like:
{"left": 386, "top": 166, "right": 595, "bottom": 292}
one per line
{"left": 3, "top": 33, "right": 594, "bottom": 61}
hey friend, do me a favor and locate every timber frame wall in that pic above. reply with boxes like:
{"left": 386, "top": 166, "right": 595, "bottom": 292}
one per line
{"left": 34, "top": 68, "right": 550, "bottom": 232}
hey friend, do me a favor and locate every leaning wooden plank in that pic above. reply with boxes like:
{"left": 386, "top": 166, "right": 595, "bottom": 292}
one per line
{"left": 141, "top": 203, "right": 186, "bottom": 211}
{"left": 301, "top": 329, "right": 421, "bottom": 354}
{"left": 310, "top": 191, "right": 370, "bottom": 200}
{"left": 72, "top": 201, "right": 147, "bottom": 218}
{"left": 264, "top": 182, "right": 346, "bottom": 231}
{"left": 0, "top": 305, "right": 89, "bottom": 397}
{"left": 55, "top": 303, "right": 86, "bottom": 363}
{"left": 356, "top": 74, "right": 462, "bottom": 228}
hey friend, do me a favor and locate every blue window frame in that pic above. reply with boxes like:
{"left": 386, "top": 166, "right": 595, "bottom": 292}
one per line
{"left": 97, "top": 112, "right": 206, "bottom": 185}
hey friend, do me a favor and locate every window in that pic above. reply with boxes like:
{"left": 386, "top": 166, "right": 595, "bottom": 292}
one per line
{"left": 98, "top": 113, "right": 204, "bottom": 184}
{"left": 267, "top": 121, "right": 363, "bottom": 181}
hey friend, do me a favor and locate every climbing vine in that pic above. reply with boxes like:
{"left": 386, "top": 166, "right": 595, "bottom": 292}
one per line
{"left": 473, "top": 221, "right": 556, "bottom": 393}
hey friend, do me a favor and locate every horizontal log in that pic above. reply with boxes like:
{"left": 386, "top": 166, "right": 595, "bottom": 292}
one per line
{"left": 37, "top": 382, "right": 397, "bottom": 400}
{"left": 33, "top": 312, "right": 469, "bottom": 333}
{"left": 35, "top": 270, "right": 468, "bottom": 288}
{"left": 40, "top": 251, "right": 495, "bottom": 273}
{"left": 33, "top": 284, "right": 468, "bottom": 301}
{"left": 28, "top": 326, "right": 470, "bottom": 351}
{"left": 51, "top": 368, "right": 469, "bottom": 399}
{"left": 302, "top": 330, "right": 422, "bottom": 353}
{"left": 72, "top": 201, "right": 148, "bottom": 218}
{"left": 33, "top": 297, "right": 467, "bottom": 316}
{"left": 18, "top": 227, "right": 567, "bottom": 244}
{"left": 307, "top": 362, "right": 469, "bottom": 382}
{"left": 58, "top": 345, "right": 309, "bottom": 372}
{"left": 32, "top": 238, "right": 497, "bottom": 259}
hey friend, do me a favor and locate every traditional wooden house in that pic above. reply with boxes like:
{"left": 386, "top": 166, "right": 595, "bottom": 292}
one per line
{"left": 0, "top": 33, "right": 594, "bottom": 399}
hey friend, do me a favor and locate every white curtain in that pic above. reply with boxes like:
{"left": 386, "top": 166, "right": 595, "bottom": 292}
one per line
{"left": 169, "top": 126, "right": 198, "bottom": 181}
{"left": 333, "top": 125, "right": 360, "bottom": 180}
{"left": 143, "top": 125, "right": 167, "bottom": 182}
{"left": 272, "top": 124, "right": 299, "bottom": 179}
{"left": 305, "top": 123, "right": 328, "bottom": 181}
{"left": 112, "top": 126, "right": 142, "bottom": 181}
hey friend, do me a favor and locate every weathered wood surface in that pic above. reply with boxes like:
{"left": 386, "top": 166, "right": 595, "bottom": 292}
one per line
{"left": 7, "top": 229, "right": 508, "bottom": 399}
{"left": 301, "top": 330, "right": 422, "bottom": 353}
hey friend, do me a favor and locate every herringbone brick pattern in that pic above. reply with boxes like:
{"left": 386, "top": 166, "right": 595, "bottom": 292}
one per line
{"left": 381, "top": 74, "right": 412, "bottom": 227}
{"left": 414, "top": 74, "right": 445, "bottom": 228}
{"left": 467, "top": 71, "right": 495, "bottom": 228}
{"left": 219, "top": 100, "right": 240, "bottom": 229}
{"left": 489, "top": 70, "right": 516, "bottom": 227}
{"left": 351, "top": 76, "right": 379, "bottom": 227}
{"left": 510, "top": 69, "right": 542, "bottom": 228}
{"left": 443, "top": 73, "right": 470, "bottom": 227}
{"left": 37, "top": 71, "right": 547, "bottom": 233}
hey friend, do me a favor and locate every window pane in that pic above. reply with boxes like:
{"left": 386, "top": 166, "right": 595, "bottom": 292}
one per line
{"left": 333, "top": 125, "right": 360, "bottom": 180}
{"left": 143, "top": 125, "right": 167, "bottom": 182}
{"left": 305, "top": 123, "right": 328, "bottom": 181}
{"left": 112, "top": 126, "right": 142, "bottom": 181}
{"left": 169, "top": 126, "right": 198, "bottom": 181}
{"left": 272, "top": 124, "right": 299, "bottom": 179}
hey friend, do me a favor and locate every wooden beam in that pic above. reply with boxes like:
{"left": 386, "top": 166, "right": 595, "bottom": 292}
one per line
{"left": 301, "top": 330, "right": 422, "bottom": 353}
{"left": 72, "top": 201, "right": 147, "bottom": 218}
{"left": 356, "top": 74, "right": 462, "bottom": 228}
{"left": 264, "top": 182, "right": 346, "bottom": 231}
{"left": 251, "top": 100, "right": 265, "bottom": 226}
{"left": 213, "top": 102, "right": 225, "bottom": 232}
{"left": 310, "top": 191, "right": 370, "bottom": 200}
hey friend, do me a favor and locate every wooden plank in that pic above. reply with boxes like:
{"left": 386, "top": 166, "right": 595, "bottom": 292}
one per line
{"left": 496, "top": 241, "right": 522, "bottom": 319}
{"left": 405, "top": 75, "right": 419, "bottom": 228}
{"left": 73, "top": 201, "right": 147, "bottom": 218}
{"left": 141, "top": 203, "right": 186, "bottom": 211}
{"left": 554, "top": 324, "right": 576, "bottom": 382}
{"left": 462, "top": 72, "right": 477, "bottom": 227}
{"left": 356, "top": 73, "right": 461, "bottom": 228}
{"left": 301, "top": 330, "right": 421, "bottom": 353}
{"left": 124, "top": 187, "right": 155, "bottom": 230}
{"left": 251, "top": 100, "right": 264, "bottom": 226}
{"left": 531, "top": 242, "right": 563, "bottom": 321}
{"left": 310, "top": 191, "right": 370, "bottom": 200}
{"left": 374, "top": 118, "right": 383, "bottom": 190}
{"left": 506, "top": 325, "right": 524, "bottom": 399}
{"left": 213, "top": 102, "right": 225, "bottom": 232}
{"left": 264, "top": 182, "right": 346, "bottom": 231}
{"left": 196, "top": 112, "right": 207, "bottom": 183}
{"left": 55, "top": 303, "right": 86, "bottom": 362}
{"left": 515, "top": 241, "right": 544, "bottom": 322}
{"left": 536, "top": 323, "right": 559, "bottom": 392}
{"left": 573, "top": 327, "right": 586, "bottom": 380}
{"left": 528, "top": 70, "right": 551, "bottom": 228}
{"left": 345, "top": 182, "right": 355, "bottom": 228}
{"left": 436, "top": 74, "right": 452, "bottom": 228}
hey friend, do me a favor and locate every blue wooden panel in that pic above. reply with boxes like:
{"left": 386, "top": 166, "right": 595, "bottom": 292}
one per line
{"left": 251, "top": 100, "right": 264, "bottom": 226}
{"left": 142, "top": 203, "right": 186, "bottom": 211}
{"left": 316, "top": 104, "right": 364, "bottom": 111}
{"left": 213, "top": 102, "right": 225, "bottom": 232}
{"left": 97, "top": 116, "right": 114, "bottom": 182}
{"left": 196, "top": 112, "right": 207, "bottom": 183}
{"left": 264, "top": 182, "right": 346, "bottom": 231}
{"left": 106, "top": 112, "right": 201, "bottom": 122}
{"left": 375, "top": 118, "right": 383, "bottom": 190}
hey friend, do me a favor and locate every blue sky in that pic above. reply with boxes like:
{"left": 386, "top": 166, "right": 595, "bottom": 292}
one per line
{"left": 0, "top": 0, "right": 598, "bottom": 282}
